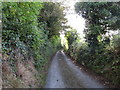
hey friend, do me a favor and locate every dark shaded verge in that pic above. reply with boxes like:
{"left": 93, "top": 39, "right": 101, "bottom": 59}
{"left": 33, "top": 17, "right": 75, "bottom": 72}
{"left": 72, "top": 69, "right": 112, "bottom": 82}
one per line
{"left": 64, "top": 51, "right": 116, "bottom": 88}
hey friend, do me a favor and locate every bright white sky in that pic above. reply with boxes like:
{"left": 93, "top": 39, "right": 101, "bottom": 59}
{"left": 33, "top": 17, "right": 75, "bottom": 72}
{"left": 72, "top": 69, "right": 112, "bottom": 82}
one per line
{"left": 63, "top": 0, "right": 86, "bottom": 38}
{"left": 60, "top": 0, "right": 86, "bottom": 47}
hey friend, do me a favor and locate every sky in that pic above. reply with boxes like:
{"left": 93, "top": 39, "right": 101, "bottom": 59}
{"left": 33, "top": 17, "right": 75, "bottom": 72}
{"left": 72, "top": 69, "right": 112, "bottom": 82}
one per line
{"left": 63, "top": 0, "right": 86, "bottom": 38}
{"left": 60, "top": 0, "right": 86, "bottom": 47}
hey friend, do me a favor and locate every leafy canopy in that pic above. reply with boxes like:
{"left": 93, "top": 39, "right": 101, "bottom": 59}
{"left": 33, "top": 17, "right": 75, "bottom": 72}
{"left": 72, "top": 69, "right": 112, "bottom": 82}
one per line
{"left": 75, "top": 2, "right": 120, "bottom": 53}
{"left": 38, "top": 2, "right": 68, "bottom": 38}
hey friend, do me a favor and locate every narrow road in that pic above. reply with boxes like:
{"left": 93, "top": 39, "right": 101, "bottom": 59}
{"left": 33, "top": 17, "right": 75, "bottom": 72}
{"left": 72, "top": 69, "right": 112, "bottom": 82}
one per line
{"left": 45, "top": 50, "right": 105, "bottom": 88}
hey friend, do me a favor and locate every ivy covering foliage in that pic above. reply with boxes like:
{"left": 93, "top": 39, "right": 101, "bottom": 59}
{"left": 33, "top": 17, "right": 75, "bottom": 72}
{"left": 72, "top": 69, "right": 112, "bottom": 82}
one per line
{"left": 2, "top": 2, "right": 63, "bottom": 87}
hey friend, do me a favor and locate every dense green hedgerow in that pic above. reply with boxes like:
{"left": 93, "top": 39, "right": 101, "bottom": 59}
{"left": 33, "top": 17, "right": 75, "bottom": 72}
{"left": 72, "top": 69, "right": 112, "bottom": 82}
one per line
{"left": 65, "top": 2, "right": 120, "bottom": 87}
{"left": 2, "top": 2, "right": 62, "bottom": 87}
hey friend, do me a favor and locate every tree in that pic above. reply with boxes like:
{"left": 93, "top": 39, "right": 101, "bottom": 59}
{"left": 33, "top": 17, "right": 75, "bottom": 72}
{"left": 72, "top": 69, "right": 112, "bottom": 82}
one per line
{"left": 75, "top": 2, "right": 120, "bottom": 53}
{"left": 38, "top": 2, "right": 68, "bottom": 38}
{"left": 65, "top": 30, "right": 78, "bottom": 46}
{"left": 65, "top": 30, "right": 78, "bottom": 52}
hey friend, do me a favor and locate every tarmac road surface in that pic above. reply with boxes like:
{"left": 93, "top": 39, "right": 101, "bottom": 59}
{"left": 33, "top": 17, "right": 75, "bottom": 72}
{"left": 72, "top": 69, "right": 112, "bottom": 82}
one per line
{"left": 45, "top": 50, "right": 105, "bottom": 88}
